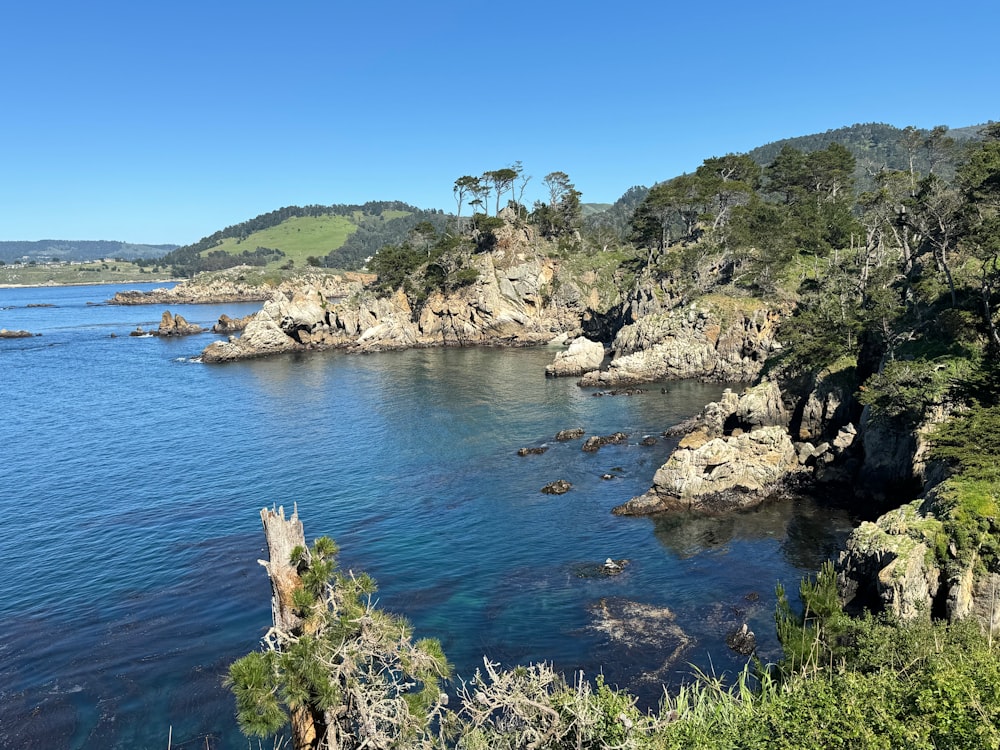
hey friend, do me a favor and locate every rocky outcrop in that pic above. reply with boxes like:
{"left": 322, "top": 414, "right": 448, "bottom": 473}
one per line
{"left": 616, "top": 426, "right": 803, "bottom": 515}
{"left": 109, "top": 268, "right": 371, "bottom": 305}
{"left": 541, "top": 480, "right": 572, "bottom": 495}
{"left": 213, "top": 313, "right": 253, "bottom": 333}
{"left": 201, "top": 239, "right": 591, "bottom": 362}
{"left": 0, "top": 329, "right": 36, "bottom": 338}
{"left": 837, "top": 499, "right": 943, "bottom": 621}
{"left": 578, "top": 297, "right": 782, "bottom": 386}
{"left": 837, "top": 486, "right": 1000, "bottom": 633}
{"left": 614, "top": 381, "right": 806, "bottom": 516}
{"left": 154, "top": 310, "right": 203, "bottom": 336}
{"left": 582, "top": 432, "right": 628, "bottom": 452}
{"left": 545, "top": 336, "right": 605, "bottom": 377}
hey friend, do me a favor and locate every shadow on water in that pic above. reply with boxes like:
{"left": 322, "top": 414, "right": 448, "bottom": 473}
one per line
{"left": 651, "top": 494, "right": 857, "bottom": 569}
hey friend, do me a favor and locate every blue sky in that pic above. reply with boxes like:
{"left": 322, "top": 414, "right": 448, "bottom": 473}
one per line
{"left": 1, "top": 0, "right": 996, "bottom": 245}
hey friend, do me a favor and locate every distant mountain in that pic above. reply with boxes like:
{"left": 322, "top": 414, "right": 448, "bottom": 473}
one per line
{"left": 0, "top": 240, "right": 177, "bottom": 264}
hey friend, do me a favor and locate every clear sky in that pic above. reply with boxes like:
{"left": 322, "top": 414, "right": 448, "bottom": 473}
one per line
{"left": 1, "top": 0, "right": 996, "bottom": 245}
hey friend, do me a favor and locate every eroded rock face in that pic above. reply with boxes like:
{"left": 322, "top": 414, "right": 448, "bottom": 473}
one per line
{"left": 545, "top": 336, "right": 605, "bottom": 377}
{"left": 836, "top": 500, "right": 942, "bottom": 621}
{"left": 578, "top": 300, "right": 781, "bottom": 386}
{"left": 201, "top": 238, "right": 593, "bottom": 362}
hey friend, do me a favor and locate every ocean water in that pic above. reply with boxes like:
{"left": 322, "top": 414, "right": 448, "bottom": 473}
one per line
{"left": 0, "top": 283, "right": 857, "bottom": 748}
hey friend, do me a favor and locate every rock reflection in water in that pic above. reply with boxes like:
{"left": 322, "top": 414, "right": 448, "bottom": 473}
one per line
{"left": 651, "top": 494, "right": 856, "bottom": 568}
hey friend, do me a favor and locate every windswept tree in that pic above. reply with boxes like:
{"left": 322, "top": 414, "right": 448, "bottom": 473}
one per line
{"left": 484, "top": 167, "right": 519, "bottom": 215}
{"left": 228, "top": 507, "right": 451, "bottom": 750}
{"left": 533, "top": 171, "right": 582, "bottom": 238}
{"left": 453, "top": 175, "right": 480, "bottom": 229}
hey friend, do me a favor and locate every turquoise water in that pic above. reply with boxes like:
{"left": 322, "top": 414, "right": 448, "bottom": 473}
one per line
{"left": 0, "top": 284, "right": 856, "bottom": 748}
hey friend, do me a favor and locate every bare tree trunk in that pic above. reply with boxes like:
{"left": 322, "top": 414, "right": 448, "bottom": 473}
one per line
{"left": 260, "top": 506, "right": 306, "bottom": 634}
{"left": 259, "top": 506, "right": 321, "bottom": 750}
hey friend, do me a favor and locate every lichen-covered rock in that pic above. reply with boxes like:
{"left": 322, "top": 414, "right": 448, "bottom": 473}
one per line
{"left": 545, "top": 336, "right": 605, "bottom": 377}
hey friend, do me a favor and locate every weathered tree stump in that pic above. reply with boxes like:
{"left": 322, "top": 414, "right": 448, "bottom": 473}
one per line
{"left": 259, "top": 505, "right": 319, "bottom": 749}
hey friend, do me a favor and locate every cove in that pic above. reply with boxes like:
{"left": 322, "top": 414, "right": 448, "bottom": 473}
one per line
{"left": 0, "top": 284, "right": 856, "bottom": 748}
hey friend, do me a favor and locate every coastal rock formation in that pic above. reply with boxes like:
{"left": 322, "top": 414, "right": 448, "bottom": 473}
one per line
{"left": 201, "top": 238, "right": 593, "bottom": 362}
{"left": 614, "top": 382, "right": 803, "bottom": 516}
{"left": 837, "top": 487, "right": 1000, "bottom": 633}
{"left": 582, "top": 432, "right": 628, "bottom": 452}
{"left": 0, "top": 328, "right": 36, "bottom": 338}
{"left": 545, "top": 336, "right": 605, "bottom": 377}
{"left": 541, "top": 480, "right": 572, "bottom": 495}
{"left": 155, "top": 310, "right": 203, "bottom": 336}
{"left": 615, "top": 425, "right": 802, "bottom": 515}
{"left": 796, "top": 362, "right": 857, "bottom": 442}
{"left": 555, "top": 428, "right": 585, "bottom": 441}
{"left": 837, "top": 499, "right": 942, "bottom": 621}
{"left": 213, "top": 313, "right": 253, "bottom": 333}
{"left": 109, "top": 268, "right": 371, "bottom": 305}
{"left": 578, "top": 298, "right": 782, "bottom": 386}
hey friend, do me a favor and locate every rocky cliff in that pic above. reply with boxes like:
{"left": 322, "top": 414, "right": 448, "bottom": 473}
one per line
{"left": 201, "top": 244, "right": 590, "bottom": 363}
{"left": 578, "top": 296, "right": 782, "bottom": 385}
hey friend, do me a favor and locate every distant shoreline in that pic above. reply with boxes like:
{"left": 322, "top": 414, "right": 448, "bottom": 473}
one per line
{"left": 0, "top": 278, "right": 179, "bottom": 289}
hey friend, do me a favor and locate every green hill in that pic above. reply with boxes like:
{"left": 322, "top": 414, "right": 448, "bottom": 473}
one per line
{"left": 158, "top": 202, "right": 447, "bottom": 276}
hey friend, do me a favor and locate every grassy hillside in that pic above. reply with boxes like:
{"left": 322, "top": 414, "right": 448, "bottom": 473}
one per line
{"left": 159, "top": 202, "right": 447, "bottom": 277}
{"left": 205, "top": 214, "right": 358, "bottom": 267}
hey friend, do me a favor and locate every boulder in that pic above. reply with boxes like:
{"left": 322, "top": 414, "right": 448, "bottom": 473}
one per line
{"left": 155, "top": 310, "right": 203, "bottom": 336}
{"left": 545, "top": 336, "right": 605, "bottom": 377}
{"left": 555, "top": 428, "right": 585, "bottom": 441}
{"left": 613, "top": 426, "right": 803, "bottom": 515}
{"left": 541, "top": 480, "right": 572, "bottom": 495}
{"left": 582, "top": 432, "right": 628, "bottom": 452}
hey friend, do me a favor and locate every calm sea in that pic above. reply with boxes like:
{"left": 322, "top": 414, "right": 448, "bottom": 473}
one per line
{"left": 0, "top": 283, "right": 856, "bottom": 748}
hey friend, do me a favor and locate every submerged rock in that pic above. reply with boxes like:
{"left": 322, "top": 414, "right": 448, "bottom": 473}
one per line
{"left": 541, "top": 479, "right": 572, "bottom": 495}
{"left": 517, "top": 446, "right": 548, "bottom": 456}
{"left": 588, "top": 597, "right": 691, "bottom": 682}
{"left": 582, "top": 432, "right": 628, "bottom": 452}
